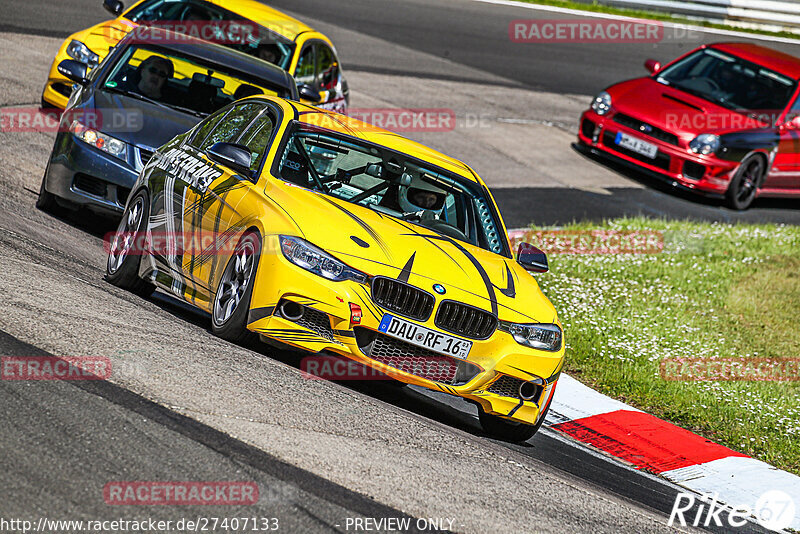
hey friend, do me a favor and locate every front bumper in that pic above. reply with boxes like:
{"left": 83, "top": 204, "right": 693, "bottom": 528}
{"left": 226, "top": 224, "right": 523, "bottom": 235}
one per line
{"left": 578, "top": 109, "right": 738, "bottom": 196}
{"left": 43, "top": 131, "right": 145, "bottom": 215}
{"left": 244, "top": 237, "right": 565, "bottom": 427}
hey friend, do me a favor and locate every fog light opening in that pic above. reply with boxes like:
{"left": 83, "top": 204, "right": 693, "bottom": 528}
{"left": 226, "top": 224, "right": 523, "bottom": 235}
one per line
{"left": 279, "top": 300, "right": 304, "bottom": 321}
{"left": 519, "top": 381, "right": 540, "bottom": 401}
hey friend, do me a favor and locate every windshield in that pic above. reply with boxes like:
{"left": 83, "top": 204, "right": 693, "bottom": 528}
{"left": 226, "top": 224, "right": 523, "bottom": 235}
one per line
{"left": 656, "top": 48, "right": 797, "bottom": 113}
{"left": 276, "top": 124, "right": 508, "bottom": 256}
{"left": 124, "top": 0, "right": 295, "bottom": 70}
{"left": 102, "top": 45, "right": 288, "bottom": 116}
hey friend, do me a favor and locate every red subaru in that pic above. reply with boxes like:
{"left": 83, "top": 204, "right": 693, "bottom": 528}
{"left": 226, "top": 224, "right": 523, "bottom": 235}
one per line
{"left": 577, "top": 43, "right": 800, "bottom": 209}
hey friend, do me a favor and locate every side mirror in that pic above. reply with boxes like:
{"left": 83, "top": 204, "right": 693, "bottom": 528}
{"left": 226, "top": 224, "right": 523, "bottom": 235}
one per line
{"left": 645, "top": 59, "right": 662, "bottom": 75}
{"left": 103, "top": 0, "right": 124, "bottom": 16}
{"left": 207, "top": 142, "right": 254, "bottom": 178}
{"left": 517, "top": 243, "right": 548, "bottom": 273}
{"left": 297, "top": 83, "right": 321, "bottom": 103}
{"left": 57, "top": 59, "right": 89, "bottom": 85}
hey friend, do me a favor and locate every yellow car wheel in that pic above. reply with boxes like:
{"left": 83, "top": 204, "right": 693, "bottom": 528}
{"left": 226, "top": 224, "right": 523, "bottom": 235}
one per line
{"left": 211, "top": 231, "right": 261, "bottom": 344}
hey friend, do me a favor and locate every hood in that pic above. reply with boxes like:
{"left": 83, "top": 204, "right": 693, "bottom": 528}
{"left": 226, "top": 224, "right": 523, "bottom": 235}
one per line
{"left": 609, "top": 77, "right": 768, "bottom": 139}
{"left": 267, "top": 183, "right": 558, "bottom": 324}
{"left": 87, "top": 89, "right": 201, "bottom": 150}
{"left": 73, "top": 19, "right": 134, "bottom": 60}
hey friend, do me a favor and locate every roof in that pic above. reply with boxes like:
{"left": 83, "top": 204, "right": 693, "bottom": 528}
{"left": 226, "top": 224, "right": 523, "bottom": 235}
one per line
{"left": 710, "top": 43, "right": 800, "bottom": 80}
{"left": 118, "top": 26, "right": 298, "bottom": 98}
{"left": 284, "top": 101, "right": 478, "bottom": 183}
{"left": 207, "top": 0, "right": 314, "bottom": 40}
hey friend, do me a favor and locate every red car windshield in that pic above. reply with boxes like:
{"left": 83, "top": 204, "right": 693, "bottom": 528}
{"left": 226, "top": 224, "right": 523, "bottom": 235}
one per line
{"left": 655, "top": 48, "right": 797, "bottom": 114}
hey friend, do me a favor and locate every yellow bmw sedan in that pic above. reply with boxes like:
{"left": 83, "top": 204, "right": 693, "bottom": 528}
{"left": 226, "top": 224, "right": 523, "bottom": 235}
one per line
{"left": 42, "top": 0, "right": 348, "bottom": 111}
{"left": 106, "top": 96, "right": 565, "bottom": 442}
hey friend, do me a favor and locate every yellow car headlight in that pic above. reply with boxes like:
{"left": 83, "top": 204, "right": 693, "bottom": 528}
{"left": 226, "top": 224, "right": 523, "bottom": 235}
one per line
{"left": 501, "top": 322, "right": 563, "bottom": 352}
{"left": 280, "top": 235, "right": 367, "bottom": 283}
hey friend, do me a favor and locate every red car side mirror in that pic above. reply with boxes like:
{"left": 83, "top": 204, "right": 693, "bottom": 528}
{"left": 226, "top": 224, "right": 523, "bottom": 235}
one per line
{"left": 645, "top": 59, "right": 662, "bottom": 75}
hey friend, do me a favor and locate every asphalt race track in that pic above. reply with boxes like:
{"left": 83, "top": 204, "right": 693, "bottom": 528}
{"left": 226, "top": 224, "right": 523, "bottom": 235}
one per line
{"left": 0, "top": 0, "right": 795, "bottom": 532}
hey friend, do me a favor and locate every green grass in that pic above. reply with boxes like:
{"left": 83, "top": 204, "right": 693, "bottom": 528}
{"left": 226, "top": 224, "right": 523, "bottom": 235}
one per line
{"left": 533, "top": 218, "right": 800, "bottom": 474}
{"left": 513, "top": 0, "right": 800, "bottom": 41}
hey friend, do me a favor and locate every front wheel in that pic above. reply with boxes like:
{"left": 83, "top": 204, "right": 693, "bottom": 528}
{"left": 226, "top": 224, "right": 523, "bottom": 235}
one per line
{"left": 211, "top": 231, "right": 261, "bottom": 344}
{"left": 726, "top": 155, "right": 765, "bottom": 210}
{"left": 36, "top": 163, "right": 61, "bottom": 214}
{"left": 105, "top": 190, "right": 155, "bottom": 297}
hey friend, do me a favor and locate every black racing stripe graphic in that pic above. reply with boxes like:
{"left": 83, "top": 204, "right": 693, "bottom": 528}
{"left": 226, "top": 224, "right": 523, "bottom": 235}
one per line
{"left": 494, "top": 263, "right": 516, "bottom": 298}
{"left": 397, "top": 253, "right": 415, "bottom": 283}
{"left": 403, "top": 233, "right": 498, "bottom": 316}
{"left": 191, "top": 225, "right": 242, "bottom": 269}
{"left": 508, "top": 398, "right": 525, "bottom": 417}
{"left": 506, "top": 365, "right": 536, "bottom": 378}
{"left": 332, "top": 330, "right": 356, "bottom": 337}
{"left": 265, "top": 192, "right": 303, "bottom": 233}
{"left": 247, "top": 306, "right": 276, "bottom": 324}
{"left": 544, "top": 360, "right": 565, "bottom": 384}
{"left": 317, "top": 196, "right": 393, "bottom": 260}
{"left": 384, "top": 218, "right": 468, "bottom": 275}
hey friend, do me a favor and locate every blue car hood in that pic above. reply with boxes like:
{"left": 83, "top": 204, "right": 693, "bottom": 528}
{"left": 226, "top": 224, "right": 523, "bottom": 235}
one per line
{"left": 85, "top": 90, "right": 202, "bottom": 151}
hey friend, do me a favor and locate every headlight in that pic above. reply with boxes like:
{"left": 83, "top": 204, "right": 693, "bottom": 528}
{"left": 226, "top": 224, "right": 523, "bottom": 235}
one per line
{"left": 66, "top": 40, "right": 99, "bottom": 68}
{"left": 689, "top": 134, "right": 720, "bottom": 155}
{"left": 591, "top": 91, "right": 612, "bottom": 116}
{"left": 69, "top": 120, "right": 127, "bottom": 161}
{"left": 502, "top": 322, "right": 562, "bottom": 351}
{"left": 280, "top": 236, "right": 368, "bottom": 283}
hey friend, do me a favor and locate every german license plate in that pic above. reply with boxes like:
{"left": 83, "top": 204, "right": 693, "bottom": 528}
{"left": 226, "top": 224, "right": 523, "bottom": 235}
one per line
{"left": 615, "top": 132, "right": 658, "bottom": 159}
{"left": 378, "top": 314, "right": 472, "bottom": 360}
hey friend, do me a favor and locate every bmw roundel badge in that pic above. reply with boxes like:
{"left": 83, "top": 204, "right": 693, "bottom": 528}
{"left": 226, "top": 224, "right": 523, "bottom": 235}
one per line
{"left": 433, "top": 284, "right": 446, "bottom": 295}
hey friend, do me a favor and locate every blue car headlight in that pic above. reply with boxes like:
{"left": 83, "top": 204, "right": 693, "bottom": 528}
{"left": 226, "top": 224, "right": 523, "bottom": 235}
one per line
{"left": 280, "top": 236, "right": 367, "bottom": 283}
{"left": 501, "top": 322, "right": 563, "bottom": 351}
{"left": 66, "top": 40, "right": 100, "bottom": 68}
{"left": 69, "top": 120, "right": 128, "bottom": 161}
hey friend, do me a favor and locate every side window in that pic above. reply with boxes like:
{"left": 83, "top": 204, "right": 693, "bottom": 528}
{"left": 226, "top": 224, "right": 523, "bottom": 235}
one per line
{"left": 237, "top": 111, "right": 276, "bottom": 173}
{"left": 295, "top": 45, "right": 315, "bottom": 86}
{"left": 196, "top": 102, "right": 264, "bottom": 152}
{"left": 316, "top": 44, "right": 338, "bottom": 91}
{"left": 189, "top": 109, "right": 230, "bottom": 149}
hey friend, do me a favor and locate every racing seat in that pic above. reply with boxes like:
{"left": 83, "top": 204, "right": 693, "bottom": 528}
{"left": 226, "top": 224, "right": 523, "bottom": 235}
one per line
{"left": 280, "top": 150, "right": 310, "bottom": 186}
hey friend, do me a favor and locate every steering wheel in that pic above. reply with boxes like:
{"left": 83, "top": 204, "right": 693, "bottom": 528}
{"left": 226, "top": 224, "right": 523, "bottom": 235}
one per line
{"left": 688, "top": 76, "right": 720, "bottom": 93}
{"left": 419, "top": 219, "right": 469, "bottom": 242}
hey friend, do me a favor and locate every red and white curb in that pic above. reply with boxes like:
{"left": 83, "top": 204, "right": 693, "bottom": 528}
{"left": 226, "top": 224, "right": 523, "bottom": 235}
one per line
{"left": 545, "top": 374, "right": 800, "bottom": 530}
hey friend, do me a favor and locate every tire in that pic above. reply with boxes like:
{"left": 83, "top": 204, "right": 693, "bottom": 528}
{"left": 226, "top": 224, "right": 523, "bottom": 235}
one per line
{"left": 105, "top": 189, "right": 155, "bottom": 297}
{"left": 478, "top": 392, "right": 553, "bottom": 443}
{"left": 211, "top": 231, "right": 261, "bottom": 344}
{"left": 725, "top": 154, "right": 765, "bottom": 210}
{"left": 35, "top": 163, "right": 62, "bottom": 214}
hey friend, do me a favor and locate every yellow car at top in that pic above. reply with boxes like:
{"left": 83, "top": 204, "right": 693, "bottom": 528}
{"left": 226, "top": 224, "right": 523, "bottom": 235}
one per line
{"left": 105, "top": 96, "right": 565, "bottom": 442}
{"left": 42, "top": 0, "right": 348, "bottom": 111}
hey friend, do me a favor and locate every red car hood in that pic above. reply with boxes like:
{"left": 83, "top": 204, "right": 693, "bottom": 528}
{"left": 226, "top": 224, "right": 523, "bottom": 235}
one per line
{"left": 609, "top": 77, "right": 769, "bottom": 139}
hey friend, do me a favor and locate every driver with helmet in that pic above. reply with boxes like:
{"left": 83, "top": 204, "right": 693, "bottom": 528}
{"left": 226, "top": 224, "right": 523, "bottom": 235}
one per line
{"left": 398, "top": 175, "right": 446, "bottom": 220}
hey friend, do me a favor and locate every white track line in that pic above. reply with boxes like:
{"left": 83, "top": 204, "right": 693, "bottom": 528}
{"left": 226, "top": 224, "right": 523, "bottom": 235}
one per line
{"left": 470, "top": 0, "right": 800, "bottom": 45}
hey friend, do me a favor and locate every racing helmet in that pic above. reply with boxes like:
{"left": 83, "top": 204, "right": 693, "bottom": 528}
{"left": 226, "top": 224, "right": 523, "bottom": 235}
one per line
{"left": 398, "top": 174, "right": 446, "bottom": 215}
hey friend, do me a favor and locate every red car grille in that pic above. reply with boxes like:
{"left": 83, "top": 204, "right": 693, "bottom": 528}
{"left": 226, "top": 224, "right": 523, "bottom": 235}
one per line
{"left": 613, "top": 113, "right": 680, "bottom": 146}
